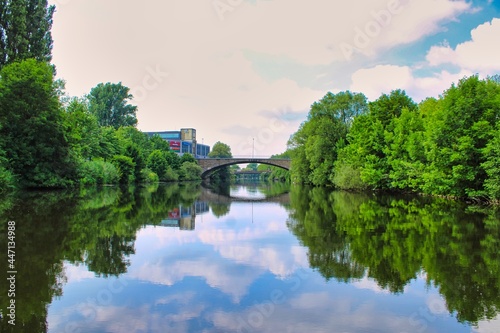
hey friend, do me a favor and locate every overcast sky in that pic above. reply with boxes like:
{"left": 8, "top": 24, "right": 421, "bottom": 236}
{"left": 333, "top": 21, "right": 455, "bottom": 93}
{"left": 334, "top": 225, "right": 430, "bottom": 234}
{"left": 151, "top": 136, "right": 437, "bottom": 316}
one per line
{"left": 48, "top": 0, "right": 500, "bottom": 156}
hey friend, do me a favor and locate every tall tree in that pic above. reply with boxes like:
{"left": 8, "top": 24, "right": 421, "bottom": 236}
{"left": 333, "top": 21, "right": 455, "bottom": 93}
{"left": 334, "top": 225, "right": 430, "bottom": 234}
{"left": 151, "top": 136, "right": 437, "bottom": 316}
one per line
{"left": 333, "top": 90, "right": 417, "bottom": 190}
{"left": 288, "top": 91, "right": 368, "bottom": 185}
{"left": 0, "top": 59, "right": 76, "bottom": 187}
{"left": 0, "top": 0, "right": 55, "bottom": 68}
{"left": 421, "top": 76, "right": 500, "bottom": 197}
{"left": 208, "top": 141, "right": 232, "bottom": 158}
{"left": 208, "top": 141, "right": 232, "bottom": 183}
{"left": 0, "top": 0, "right": 7, "bottom": 64}
{"left": 88, "top": 82, "right": 138, "bottom": 128}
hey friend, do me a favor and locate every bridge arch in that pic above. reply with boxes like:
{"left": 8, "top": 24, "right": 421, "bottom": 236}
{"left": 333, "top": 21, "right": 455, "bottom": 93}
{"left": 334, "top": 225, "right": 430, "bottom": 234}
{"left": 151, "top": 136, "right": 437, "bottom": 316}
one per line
{"left": 196, "top": 158, "right": 291, "bottom": 179}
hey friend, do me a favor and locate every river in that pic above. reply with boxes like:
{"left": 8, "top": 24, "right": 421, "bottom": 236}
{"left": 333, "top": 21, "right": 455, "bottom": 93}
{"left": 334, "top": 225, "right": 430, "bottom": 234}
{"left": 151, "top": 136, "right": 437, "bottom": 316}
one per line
{"left": 0, "top": 183, "right": 499, "bottom": 332}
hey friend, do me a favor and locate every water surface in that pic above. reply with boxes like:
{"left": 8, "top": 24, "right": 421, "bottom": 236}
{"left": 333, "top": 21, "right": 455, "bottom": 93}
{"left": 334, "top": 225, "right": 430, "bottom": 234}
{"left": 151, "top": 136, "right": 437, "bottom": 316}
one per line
{"left": 1, "top": 183, "right": 499, "bottom": 332}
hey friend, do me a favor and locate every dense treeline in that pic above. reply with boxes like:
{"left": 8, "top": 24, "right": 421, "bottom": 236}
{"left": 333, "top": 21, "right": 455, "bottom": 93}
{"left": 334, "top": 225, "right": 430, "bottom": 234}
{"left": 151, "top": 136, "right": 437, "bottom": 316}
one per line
{"left": 288, "top": 76, "right": 500, "bottom": 201}
{"left": 0, "top": 62, "right": 203, "bottom": 190}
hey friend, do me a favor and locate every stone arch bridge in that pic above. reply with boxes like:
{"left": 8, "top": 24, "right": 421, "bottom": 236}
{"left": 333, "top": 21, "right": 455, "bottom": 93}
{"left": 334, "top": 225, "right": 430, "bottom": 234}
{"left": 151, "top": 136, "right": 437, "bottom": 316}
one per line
{"left": 196, "top": 158, "right": 291, "bottom": 179}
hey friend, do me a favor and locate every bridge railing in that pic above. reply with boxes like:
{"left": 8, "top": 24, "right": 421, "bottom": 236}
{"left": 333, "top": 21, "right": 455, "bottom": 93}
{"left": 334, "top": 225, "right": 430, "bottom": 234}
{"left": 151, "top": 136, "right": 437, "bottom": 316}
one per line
{"left": 197, "top": 156, "right": 290, "bottom": 159}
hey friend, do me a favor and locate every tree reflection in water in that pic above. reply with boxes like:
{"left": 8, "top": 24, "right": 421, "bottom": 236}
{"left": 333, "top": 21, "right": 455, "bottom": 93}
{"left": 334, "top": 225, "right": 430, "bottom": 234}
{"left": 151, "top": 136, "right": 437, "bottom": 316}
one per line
{"left": 287, "top": 186, "right": 500, "bottom": 324}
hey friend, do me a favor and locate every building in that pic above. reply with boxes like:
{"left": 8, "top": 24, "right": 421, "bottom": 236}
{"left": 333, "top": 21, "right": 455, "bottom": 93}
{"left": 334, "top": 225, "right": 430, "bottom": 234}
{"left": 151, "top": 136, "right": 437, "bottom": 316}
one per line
{"left": 145, "top": 128, "right": 210, "bottom": 158}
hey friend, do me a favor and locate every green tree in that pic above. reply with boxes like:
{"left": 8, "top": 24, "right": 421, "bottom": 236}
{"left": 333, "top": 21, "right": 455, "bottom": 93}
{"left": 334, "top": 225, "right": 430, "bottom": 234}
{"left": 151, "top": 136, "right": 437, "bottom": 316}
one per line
{"left": 420, "top": 76, "right": 500, "bottom": 197}
{"left": 309, "top": 91, "right": 368, "bottom": 126}
{"left": 288, "top": 91, "right": 367, "bottom": 185}
{"left": 149, "top": 135, "right": 170, "bottom": 152}
{"left": 0, "top": 59, "right": 76, "bottom": 187}
{"left": 247, "top": 163, "right": 258, "bottom": 171}
{"left": 179, "top": 161, "right": 202, "bottom": 181}
{"left": 208, "top": 141, "right": 233, "bottom": 183}
{"left": 482, "top": 124, "right": 500, "bottom": 200}
{"left": 88, "top": 82, "right": 138, "bottom": 128}
{"left": 165, "top": 150, "right": 181, "bottom": 170}
{"left": 386, "top": 106, "right": 426, "bottom": 190}
{"left": 208, "top": 141, "right": 232, "bottom": 158}
{"left": 112, "top": 155, "right": 135, "bottom": 184}
{"left": 180, "top": 153, "right": 197, "bottom": 164}
{"left": 147, "top": 150, "right": 168, "bottom": 181}
{"left": 333, "top": 90, "right": 417, "bottom": 190}
{"left": 95, "top": 127, "right": 122, "bottom": 160}
{"left": 64, "top": 97, "right": 100, "bottom": 160}
{"left": 0, "top": 0, "right": 55, "bottom": 68}
{"left": 125, "top": 144, "right": 145, "bottom": 183}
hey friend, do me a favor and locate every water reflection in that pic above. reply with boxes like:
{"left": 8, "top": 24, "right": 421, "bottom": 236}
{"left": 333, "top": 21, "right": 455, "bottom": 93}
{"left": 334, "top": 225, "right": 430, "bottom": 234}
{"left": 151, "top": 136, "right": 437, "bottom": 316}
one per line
{"left": 288, "top": 187, "right": 500, "bottom": 325}
{"left": 0, "top": 184, "right": 499, "bottom": 332}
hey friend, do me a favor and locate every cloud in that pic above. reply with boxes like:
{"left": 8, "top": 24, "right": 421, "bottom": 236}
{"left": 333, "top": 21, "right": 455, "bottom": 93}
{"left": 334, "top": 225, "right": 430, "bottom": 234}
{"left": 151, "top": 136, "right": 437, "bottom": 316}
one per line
{"left": 63, "top": 261, "right": 94, "bottom": 282}
{"left": 474, "top": 316, "right": 500, "bottom": 333}
{"left": 426, "top": 18, "right": 500, "bottom": 74}
{"left": 130, "top": 256, "right": 263, "bottom": 302}
{"left": 338, "top": 0, "right": 471, "bottom": 60}
{"left": 350, "top": 64, "right": 472, "bottom": 101}
{"left": 352, "top": 276, "right": 390, "bottom": 294}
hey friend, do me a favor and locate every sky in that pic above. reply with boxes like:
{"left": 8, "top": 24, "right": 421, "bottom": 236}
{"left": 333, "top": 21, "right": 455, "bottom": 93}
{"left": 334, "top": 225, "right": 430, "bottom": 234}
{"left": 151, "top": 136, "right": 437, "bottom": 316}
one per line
{"left": 48, "top": 0, "right": 500, "bottom": 156}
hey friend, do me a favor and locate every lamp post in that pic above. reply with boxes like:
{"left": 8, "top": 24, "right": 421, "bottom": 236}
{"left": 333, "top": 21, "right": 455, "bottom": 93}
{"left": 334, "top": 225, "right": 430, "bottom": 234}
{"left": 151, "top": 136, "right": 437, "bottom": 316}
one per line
{"left": 252, "top": 138, "right": 254, "bottom": 158}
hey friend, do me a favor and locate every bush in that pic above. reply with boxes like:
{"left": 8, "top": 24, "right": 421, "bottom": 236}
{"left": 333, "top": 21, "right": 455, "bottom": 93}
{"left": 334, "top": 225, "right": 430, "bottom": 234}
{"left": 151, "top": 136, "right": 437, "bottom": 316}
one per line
{"left": 163, "top": 166, "right": 179, "bottom": 182}
{"left": 0, "top": 165, "right": 16, "bottom": 192}
{"left": 482, "top": 127, "right": 500, "bottom": 200}
{"left": 147, "top": 150, "right": 168, "bottom": 180}
{"left": 78, "top": 159, "right": 120, "bottom": 185}
{"left": 180, "top": 162, "right": 202, "bottom": 181}
{"left": 112, "top": 155, "right": 135, "bottom": 184}
{"left": 332, "top": 163, "right": 367, "bottom": 191}
{"left": 140, "top": 168, "right": 159, "bottom": 183}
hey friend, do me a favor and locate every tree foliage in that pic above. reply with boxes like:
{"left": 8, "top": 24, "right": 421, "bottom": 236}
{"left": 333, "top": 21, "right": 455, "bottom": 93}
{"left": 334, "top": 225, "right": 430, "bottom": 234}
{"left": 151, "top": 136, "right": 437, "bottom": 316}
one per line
{"left": 0, "top": 59, "right": 76, "bottom": 187}
{"left": 208, "top": 141, "right": 233, "bottom": 183}
{"left": 288, "top": 91, "right": 368, "bottom": 185}
{"left": 208, "top": 141, "right": 232, "bottom": 158}
{"left": 88, "top": 82, "right": 138, "bottom": 128}
{"left": 0, "top": 0, "right": 55, "bottom": 68}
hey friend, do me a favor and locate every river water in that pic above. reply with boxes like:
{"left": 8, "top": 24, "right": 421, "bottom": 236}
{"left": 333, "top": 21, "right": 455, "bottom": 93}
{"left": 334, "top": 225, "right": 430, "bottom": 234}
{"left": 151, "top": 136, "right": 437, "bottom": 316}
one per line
{"left": 1, "top": 183, "right": 500, "bottom": 332}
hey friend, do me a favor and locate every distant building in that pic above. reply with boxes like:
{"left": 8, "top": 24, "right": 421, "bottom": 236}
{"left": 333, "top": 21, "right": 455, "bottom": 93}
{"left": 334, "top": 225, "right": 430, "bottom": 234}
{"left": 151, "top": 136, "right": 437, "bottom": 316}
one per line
{"left": 145, "top": 128, "right": 210, "bottom": 158}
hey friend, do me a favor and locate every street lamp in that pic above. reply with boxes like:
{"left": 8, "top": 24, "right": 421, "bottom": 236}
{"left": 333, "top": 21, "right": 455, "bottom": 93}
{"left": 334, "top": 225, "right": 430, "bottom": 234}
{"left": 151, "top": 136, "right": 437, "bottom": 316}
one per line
{"left": 252, "top": 138, "right": 254, "bottom": 158}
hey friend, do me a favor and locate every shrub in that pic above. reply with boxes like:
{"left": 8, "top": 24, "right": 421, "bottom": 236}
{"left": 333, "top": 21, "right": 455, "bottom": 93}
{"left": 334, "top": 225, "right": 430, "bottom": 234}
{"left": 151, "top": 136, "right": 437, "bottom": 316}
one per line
{"left": 112, "top": 155, "right": 135, "bottom": 184}
{"left": 147, "top": 150, "right": 168, "bottom": 180}
{"left": 332, "top": 163, "right": 367, "bottom": 191}
{"left": 180, "top": 162, "right": 202, "bottom": 181}
{"left": 78, "top": 159, "right": 119, "bottom": 185}
{"left": 163, "top": 166, "right": 179, "bottom": 182}
{"left": 140, "top": 168, "right": 159, "bottom": 183}
{"left": 0, "top": 165, "right": 16, "bottom": 192}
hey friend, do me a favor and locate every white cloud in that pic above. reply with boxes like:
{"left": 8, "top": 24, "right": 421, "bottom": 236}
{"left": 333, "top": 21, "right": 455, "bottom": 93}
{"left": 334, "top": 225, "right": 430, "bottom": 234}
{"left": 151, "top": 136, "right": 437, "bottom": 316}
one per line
{"left": 426, "top": 18, "right": 500, "bottom": 74}
{"left": 352, "top": 276, "right": 390, "bottom": 294}
{"left": 350, "top": 64, "right": 473, "bottom": 101}
{"left": 350, "top": 65, "right": 413, "bottom": 100}
{"left": 63, "top": 261, "right": 94, "bottom": 282}
{"left": 474, "top": 316, "right": 500, "bottom": 333}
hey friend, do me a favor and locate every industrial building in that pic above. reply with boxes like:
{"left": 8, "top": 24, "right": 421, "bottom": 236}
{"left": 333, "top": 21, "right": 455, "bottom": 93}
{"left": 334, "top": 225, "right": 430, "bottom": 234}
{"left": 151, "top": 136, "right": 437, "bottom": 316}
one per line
{"left": 145, "top": 128, "right": 210, "bottom": 158}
